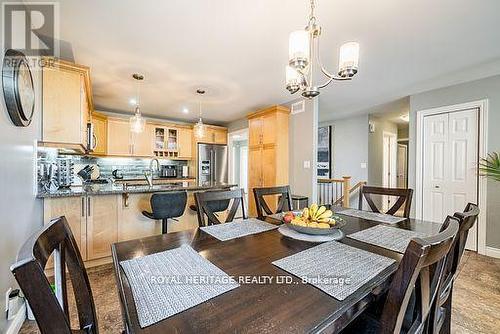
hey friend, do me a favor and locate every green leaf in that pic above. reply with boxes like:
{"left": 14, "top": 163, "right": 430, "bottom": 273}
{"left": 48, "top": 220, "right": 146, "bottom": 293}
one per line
{"left": 480, "top": 152, "right": 500, "bottom": 181}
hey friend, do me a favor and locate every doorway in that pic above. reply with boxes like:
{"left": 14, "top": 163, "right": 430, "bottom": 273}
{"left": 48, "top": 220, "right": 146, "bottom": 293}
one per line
{"left": 228, "top": 128, "right": 249, "bottom": 201}
{"left": 382, "top": 132, "right": 397, "bottom": 211}
{"left": 416, "top": 100, "right": 488, "bottom": 253}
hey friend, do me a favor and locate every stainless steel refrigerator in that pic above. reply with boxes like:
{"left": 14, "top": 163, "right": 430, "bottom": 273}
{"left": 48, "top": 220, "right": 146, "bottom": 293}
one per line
{"left": 197, "top": 143, "right": 228, "bottom": 184}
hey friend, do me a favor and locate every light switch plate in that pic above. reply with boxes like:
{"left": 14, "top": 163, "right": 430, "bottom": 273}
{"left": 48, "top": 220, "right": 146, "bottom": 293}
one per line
{"left": 360, "top": 162, "right": 367, "bottom": 169}
{"left": 303, "top": 160, "right": 311, "bottom": 169}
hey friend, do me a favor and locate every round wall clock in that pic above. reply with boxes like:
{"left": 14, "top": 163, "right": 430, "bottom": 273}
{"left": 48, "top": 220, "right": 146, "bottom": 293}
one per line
{"left": 2, "top": 49, "right": 35, "bottom": 127}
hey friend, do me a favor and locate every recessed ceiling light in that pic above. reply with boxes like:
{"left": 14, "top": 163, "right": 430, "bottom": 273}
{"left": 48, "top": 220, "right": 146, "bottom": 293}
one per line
{"left": 182, "top": 107, "right": 189, "bottom": 114}
{"left": 129, "top": 98, "right": 137, "bottom": 105}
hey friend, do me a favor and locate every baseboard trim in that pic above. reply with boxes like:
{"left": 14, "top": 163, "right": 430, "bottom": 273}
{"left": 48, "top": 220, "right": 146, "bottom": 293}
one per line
{"left": 485, "top": 246, "right": 500, "bottom": 259}
{"left": 5, "top": 303, "right": 26, "bottom": 334}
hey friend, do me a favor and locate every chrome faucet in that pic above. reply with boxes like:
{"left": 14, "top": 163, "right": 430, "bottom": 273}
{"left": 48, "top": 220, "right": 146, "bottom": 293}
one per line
{"left": 144, "top": 158, "right": 160, "bottom": 187}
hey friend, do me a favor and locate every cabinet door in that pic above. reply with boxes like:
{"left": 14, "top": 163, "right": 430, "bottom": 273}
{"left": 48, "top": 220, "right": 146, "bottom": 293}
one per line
{"left": 118, "top": 194, "right": 161, "bottom": 241}
{"left": 86, "top": 195, "right": 118, "bottom": 260}
{"left": 92, "top": 114, "right": 107, "bottom": 155}
{"left": 178, "top": 128, "right": 193, "bottom": 159}
{"left": 42, "top": 67, "right": 83, "bottom": 145}
{"left": 214, "top": 129, "right": 227, "bottom": 144}
{"left": 248, "top": 147, "right": 263, "bottom": 216}
{"left": 262, "top": 145, "right": 278, "bottom": 212}
{"left": 107, "top": 118, "right": 132, "bottom": 156}
{"left": 132, "top": 123, "right": 153, "bottom": 156}
{"left": 262, "top": 113, "right": 276, "bottom": 145}
{"left": 43, "top": 197, "right": 86, "bottom": 260}
{"left": 248, "top": 117, "right": 263, "bottom": 147}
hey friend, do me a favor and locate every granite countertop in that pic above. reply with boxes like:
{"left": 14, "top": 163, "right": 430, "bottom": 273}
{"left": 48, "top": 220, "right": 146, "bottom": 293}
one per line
{"left": 37, "top": 182, "right": 237, "bottom": 198}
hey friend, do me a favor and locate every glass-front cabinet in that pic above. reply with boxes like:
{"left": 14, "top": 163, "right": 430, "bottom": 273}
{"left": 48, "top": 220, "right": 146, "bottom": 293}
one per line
{"left": 153, "top": 126, "right": 178, "bottom": 158}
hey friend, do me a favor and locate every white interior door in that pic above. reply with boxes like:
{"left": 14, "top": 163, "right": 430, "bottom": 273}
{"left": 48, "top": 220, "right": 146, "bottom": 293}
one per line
{"left": 397, "top": 144, "right": 408, "bottom": 188}
{"left": 382, "top": 133, "right": 398, "bottom": 210}
{"left": 422, "top": 109, "right": 478, "bottom": 250}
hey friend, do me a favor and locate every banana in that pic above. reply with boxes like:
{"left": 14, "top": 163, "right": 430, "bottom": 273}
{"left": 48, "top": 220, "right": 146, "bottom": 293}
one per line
{"left": 317, "top": 217, "right": 330, "bottom": 223}
{"left": 310, "top": 204, "right": 318, "bottom": 219}
{"left": 302, "top": 207, "right": 309, "bottom": 220}
{"left": 317, "top": 210, "right": 333, "bottom": 220}
{"left": 315, "top": 206, "right": 326, "bottom": 220}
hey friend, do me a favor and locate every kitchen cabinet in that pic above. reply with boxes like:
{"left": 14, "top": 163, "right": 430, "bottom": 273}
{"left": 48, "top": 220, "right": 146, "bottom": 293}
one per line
{"left": 86, "top": 195, "right": 118, "bottom": 260}
{"left": 91, "top": 112, "right": 107, "bottom": 155}
{"left": 42, "top": 60, "right": 92, "bottom": 149}
{"left": 247, "top": 105, "right": 289, "bottom": 216}
{"left": 107, "top": 118, "right": 131, "bottom": 156}
{"left": 43, "top": 197, "right": 87, "bottom": 260}
{"left": 178, "top": 128, "right": 193, "bottom": 159}
{"left": 214, "top": 128, "right": 228, "bottom": 144}
{"left": 118, "top": 193, "right": 161, "bottom": 241}
{"left": 131, "top": 123, "right": 153, "bottom": 157}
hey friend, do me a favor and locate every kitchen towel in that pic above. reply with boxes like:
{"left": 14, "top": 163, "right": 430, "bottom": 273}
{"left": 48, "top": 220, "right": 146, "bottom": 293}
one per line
{"left": 272, "top": 241, "right": 396, "bottom": 301}
{"left": 200, "top": 218, "right": 278, "bottom": 241}
{"left": 120, "top": 245, "right": 239, "bottom": 328}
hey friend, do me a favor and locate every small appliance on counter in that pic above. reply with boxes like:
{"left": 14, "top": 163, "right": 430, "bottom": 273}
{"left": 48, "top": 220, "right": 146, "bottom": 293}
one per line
{"left": 77, "top": 165, "right": 95, "bottom": 183}
{"left": 160, "top": 165, "right": 177, "bottom": 178}
{"left": 112, "top": 169, "right": 124, "bottom": 179}
{"left": 56, "top": 157, "right": 74, "bottom": 188}
{"left": 182, "top": 165, "right": 189, "bottom": 178}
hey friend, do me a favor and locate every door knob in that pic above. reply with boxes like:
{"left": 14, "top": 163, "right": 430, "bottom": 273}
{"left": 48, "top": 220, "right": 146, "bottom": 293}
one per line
{"left": 434, "top": 185, "right": 440, "bottom": 189}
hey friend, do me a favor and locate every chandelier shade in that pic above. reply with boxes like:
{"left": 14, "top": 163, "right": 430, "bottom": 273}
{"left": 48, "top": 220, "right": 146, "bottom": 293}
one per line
{"left": 129, "top": 73, "right": 145, "bottom": 133}
{"left": 338, "top": 42, "right": 360, "bottom": 78}
{"left": 288, "top": 30, "right": 310, "bottom": 69}
{"left": 193, "top": 89, "right": 206, "bottom": 139}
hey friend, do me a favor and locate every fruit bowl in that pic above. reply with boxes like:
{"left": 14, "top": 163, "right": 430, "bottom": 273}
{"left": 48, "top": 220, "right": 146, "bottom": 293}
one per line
{"left": 281, "top": 205, "right": 346, "bottom": 236}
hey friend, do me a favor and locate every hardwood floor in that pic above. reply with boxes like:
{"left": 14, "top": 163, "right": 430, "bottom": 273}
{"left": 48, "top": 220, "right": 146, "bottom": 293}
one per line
{"left": 20, "top": 251, "right": 500, "bottom": 333}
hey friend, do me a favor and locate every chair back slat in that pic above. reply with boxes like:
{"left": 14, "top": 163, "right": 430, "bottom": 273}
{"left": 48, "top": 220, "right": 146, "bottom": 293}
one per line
{"left": 379, "top": 216, "right": 459, "bottom": 334}
{"left": 253, "top": 186, "right": 293, "bottom": 218}
{"left": 195, "top": 189, "right": 247, "bottom": 226}
{"left": 358, "top": 185, "right": 414, "bottom": 218}
{"left": 10, "top": 217, "right": 98, "bottom": 334}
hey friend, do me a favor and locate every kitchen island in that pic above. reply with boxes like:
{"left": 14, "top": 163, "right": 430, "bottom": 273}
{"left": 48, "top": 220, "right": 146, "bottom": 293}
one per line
{"left": 39, "top": 182, "right": 236, "bottom": 268}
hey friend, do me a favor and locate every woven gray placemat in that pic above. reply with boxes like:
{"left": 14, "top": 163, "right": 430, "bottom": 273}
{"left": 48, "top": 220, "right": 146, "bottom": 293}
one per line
{"left": 337, "top": 208, "right": 406, "bottom": 224}
{"left": 120, "top": 245, "right": 239, "bottom": 328}
{"left": 272, "top": 241, "right": 396, "bottom": 301}
{"left": 347, "top": 225, "right": 430, "bottom": 253}
{"left": 277, "top": 225, "right": 344, "bottom": 243}
{"left": 200, "top": 218, "right": 278, "bottom": 241}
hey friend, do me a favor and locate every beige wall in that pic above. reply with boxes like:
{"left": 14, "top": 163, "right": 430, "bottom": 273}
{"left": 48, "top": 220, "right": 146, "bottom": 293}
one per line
{"left": 368, "top": 115, "right": 398, "bottom": 187}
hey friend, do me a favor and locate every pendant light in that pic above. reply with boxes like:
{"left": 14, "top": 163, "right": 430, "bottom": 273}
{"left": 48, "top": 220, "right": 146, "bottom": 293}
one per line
{"left": 130, "top": 73, "right": 145, "bottom": 133}
{"left": 193, "top": 89, "right": 206, "bottom": 139}
{"left": 285, "top": 0, "right": 360, "bottom": 98}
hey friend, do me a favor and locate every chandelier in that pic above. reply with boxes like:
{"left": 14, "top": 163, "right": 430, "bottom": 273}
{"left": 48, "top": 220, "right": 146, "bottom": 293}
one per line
{"left": 193, "top": 89, "right": 206, "bottom": 139}
{"left": 129, "top": 73, "right": 145, "bottom": 133}
{"left": 286, "top": 0, "right": 360, "bottom": 98}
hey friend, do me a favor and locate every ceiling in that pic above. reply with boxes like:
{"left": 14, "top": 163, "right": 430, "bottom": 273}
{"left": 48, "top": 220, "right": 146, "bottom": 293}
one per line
{"left": 51, "top": 0, "right": 500, "bottom": 124}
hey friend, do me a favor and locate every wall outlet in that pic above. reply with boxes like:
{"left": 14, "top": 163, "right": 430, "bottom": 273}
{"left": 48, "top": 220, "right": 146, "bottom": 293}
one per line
{"left": 303, "top": 160, "right": 311, "bottom": 169}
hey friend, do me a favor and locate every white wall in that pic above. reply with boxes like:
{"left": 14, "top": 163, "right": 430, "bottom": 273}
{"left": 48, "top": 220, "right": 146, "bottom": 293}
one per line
{"left": 409, "top": 74, "right": 500, "bottom": 249}
{"left": 0, "top": 53, "right": 43, "bottom": 331}
{"left": 368, "top": 115, "right": 398, "bottom": 186}
{"left": 322, "top": 115, "right": 369, "bottom": 188}
{"left": 289, "top": 99, "right": 318, "bottom": 203}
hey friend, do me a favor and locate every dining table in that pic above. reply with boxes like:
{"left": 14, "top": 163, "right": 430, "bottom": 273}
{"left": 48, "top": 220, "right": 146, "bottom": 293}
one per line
{"left": 111, "top": 210, "right": 442, "bottom": 333}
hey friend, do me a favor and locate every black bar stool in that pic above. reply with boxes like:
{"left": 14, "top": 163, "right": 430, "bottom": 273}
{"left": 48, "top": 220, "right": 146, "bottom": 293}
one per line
{"left": 142, "top": 191, "right": 187, "bottom": 234}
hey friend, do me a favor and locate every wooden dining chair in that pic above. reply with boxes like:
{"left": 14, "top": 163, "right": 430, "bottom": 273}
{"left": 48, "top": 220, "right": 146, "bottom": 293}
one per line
{"left": 253, "top": 185, "right": 293, "bottom": 218}
{"left": 431, "top": 203, "right": 480, "bottom": 334}
{"left": 358, "top": 185, "right": 414, "bottom": 218}
{"left": 342, "top": 216, "right": 459, "bottom": 334}
{"left": 10, "top": 216, "right": 98, "bottom": 334}
{"left": 194, "top": 188, "right": 247, "bottom": 226}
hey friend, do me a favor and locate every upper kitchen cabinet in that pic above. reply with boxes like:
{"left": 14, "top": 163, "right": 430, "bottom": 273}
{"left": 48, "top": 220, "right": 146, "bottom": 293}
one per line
{"left": 107, "top": 118, "right": 153, "bottom": 157}
{"left": 91, "top": 112, "right": 108, "bottom": 155}
{"left": 194, "top": 126, "right": 228, "bottom": 144}
{"left": 178, "top": 127, "right": 193, "bottom": 159}
{"left": 41, "top": 59, "right": 93, "bottom": 151}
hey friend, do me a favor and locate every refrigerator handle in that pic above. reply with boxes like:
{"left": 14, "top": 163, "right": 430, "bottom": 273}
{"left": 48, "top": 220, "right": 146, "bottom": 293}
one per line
{"left": 212, "top": 149, "right": 217, "bottom": 183}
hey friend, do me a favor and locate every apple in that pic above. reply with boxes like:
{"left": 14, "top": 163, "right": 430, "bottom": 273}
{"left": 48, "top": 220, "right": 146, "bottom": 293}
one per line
{"left": 283, "top": 212, "right": 295, "bottom": 223}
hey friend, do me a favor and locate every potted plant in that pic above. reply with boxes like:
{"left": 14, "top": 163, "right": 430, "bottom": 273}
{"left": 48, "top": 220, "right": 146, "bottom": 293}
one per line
{"left": 480, "top": 152, "right": 500, "bottom": 181}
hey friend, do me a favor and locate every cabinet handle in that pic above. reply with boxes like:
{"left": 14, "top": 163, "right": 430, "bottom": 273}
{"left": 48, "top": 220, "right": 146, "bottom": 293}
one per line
{"left": 87, "top": 197, "right": 91, "bottom": 215}
{"left": 81, "top": 197, "right": 85, "bottom": 217}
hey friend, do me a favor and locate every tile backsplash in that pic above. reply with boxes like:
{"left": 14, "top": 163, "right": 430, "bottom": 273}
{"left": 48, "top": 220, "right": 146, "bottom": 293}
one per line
{"left": 38, "top": 148, "right": 189, "bottom": 186}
